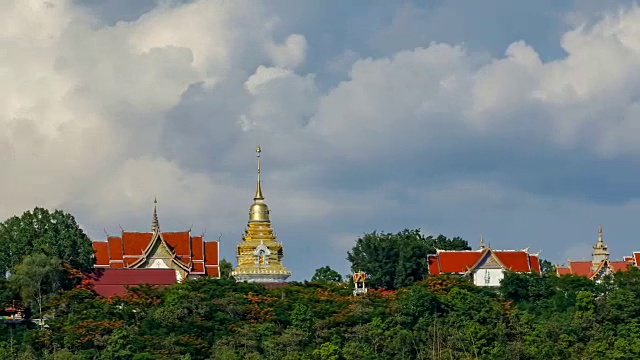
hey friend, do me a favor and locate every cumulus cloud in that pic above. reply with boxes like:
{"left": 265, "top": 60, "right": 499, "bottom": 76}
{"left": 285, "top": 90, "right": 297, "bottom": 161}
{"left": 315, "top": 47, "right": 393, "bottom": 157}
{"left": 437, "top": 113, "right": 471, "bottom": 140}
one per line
{"left": 5, "top": 0, "right": 640, "bottom": 278}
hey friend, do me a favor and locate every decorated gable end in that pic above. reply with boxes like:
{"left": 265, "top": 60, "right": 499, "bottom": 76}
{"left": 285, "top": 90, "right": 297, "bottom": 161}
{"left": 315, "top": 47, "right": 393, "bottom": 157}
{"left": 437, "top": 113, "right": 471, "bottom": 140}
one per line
{"left": 91, "top": 201, "right": 220, "bottom": 293}
{"left": 428, "top": 245, "right": 540, "bottom": 287}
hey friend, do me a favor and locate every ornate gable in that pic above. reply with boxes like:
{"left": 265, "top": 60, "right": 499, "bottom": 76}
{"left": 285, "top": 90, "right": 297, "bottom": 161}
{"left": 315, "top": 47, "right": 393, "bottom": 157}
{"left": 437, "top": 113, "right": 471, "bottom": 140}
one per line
{"left": 128, "top": 231, "right": 190, "bottom": 273}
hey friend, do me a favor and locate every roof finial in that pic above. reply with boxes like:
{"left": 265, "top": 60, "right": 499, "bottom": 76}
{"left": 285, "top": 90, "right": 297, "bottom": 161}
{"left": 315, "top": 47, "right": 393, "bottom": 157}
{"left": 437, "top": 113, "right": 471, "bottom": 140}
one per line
{"left": 254, "top": 144, "right": 264, "bottom": 201}
{"left": 152, "top": 197, "right": 160, "bottom": 233}
{"left": 598, "top": 224, "right": 603, "bottom": 244}
{"left": 479, "top": 234, "right": 485, "bottom": 250}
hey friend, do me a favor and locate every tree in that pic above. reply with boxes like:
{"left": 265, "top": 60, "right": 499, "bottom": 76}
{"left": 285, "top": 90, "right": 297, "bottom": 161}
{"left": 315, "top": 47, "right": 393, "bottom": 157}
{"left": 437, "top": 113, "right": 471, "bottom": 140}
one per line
{"left": 347, "top": 229, "right": 469, "bottom": 289}
{"left": 539, "top": 259, "right": 555, "bottom": 275}
{"left": 8, "top": 253, "right": 63, "bottom": 320}
{"left": 220, "top": 259, "right": 233, "bottom": 279}
{"left": 311, "top": 266, "right": 342, "bottom": 283}
{"left": 0, "top": 207, "right": 94, "bottom": 276}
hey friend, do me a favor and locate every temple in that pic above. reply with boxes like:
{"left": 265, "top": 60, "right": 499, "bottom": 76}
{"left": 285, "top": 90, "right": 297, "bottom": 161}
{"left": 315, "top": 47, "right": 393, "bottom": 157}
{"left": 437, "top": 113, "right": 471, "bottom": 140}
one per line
{"left": 231, "top": 145, "right": 291, "bottom": 283}
{"left": 91, "top": 200, "right": 220, "bottom": 284}
{"left": 428, "top": 236, "right": 541, "bottom": 286}
{"left": 556, "top": 225, "right": 634, "bottom": 280}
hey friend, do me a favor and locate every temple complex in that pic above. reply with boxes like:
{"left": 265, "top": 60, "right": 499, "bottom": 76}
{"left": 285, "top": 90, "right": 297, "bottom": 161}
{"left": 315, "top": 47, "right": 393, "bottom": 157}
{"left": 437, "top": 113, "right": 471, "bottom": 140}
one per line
{"left": 556, "top": 225, "right": 633, "bottom": 280}
{"left": 91, "top": 201, "right": 220, "bottom": 283}
{"left": 428, "top": 236, "right": 541, "bottom": 286}
{"left": 231, "top": 145, "right": 291, "bottom": 283}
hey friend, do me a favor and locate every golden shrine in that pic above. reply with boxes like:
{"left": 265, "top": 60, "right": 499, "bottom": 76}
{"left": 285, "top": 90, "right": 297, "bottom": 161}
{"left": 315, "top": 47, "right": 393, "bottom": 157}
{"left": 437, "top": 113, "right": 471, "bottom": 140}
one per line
{"left": 230, "top": 145, "right": 291, "bottom": 283}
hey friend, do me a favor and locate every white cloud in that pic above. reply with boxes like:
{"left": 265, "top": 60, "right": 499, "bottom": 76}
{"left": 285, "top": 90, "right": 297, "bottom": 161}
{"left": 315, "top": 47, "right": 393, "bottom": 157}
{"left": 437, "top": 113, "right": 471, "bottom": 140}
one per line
{"left": 6, "top": 1, "right": 640, "bottom": 278}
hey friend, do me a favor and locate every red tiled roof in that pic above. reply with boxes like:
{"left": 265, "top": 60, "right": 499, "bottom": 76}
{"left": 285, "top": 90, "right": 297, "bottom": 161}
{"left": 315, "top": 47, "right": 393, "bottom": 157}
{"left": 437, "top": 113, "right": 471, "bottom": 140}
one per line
{"left": 93, "top": 230, "right": 219, "bottom": 278}
{"left": 436, "top": 251, "right": 485, "bottom": 273}
{"left": 433, "top": 249, "right": 537, "bottom": 274}
{"left": 634, "top": 252, "right": 640, "bottom": 266}
{"left": 191, "top": 236, "right": 204, "bottom": 261}
{"left": 567, "top": 261, "right": 592, "bottom": 277}
{"left": 493, "top": 251, "right": 531, "bottom": 272}
{"left": 204, "top": 241, "right": 219, "bottom": 265}
{"left": 529, "top": 255, "right": 541, "bottom": 273}
{"left": 205, "top": 266, "right": 219, "bottom": 277}
{"left": 192, "top": 262, "right": 205, "bottom": 273}
{"left": 427, "top": 255, "right": 441, "bottom": 275}
{"left": 163, "top": 232, "right": 191, "bottom": 256}
{"left": 108, "top": 237, "right": 123, "bottom": 261}
{"left": 92, "top": 241, "right": 109, "bottom": 266}
{"left": 122, "top": 232, "right": 152, "bottom": 256}
{"left": 87, "top": 268, "right": 177, "bottom": 297}
{"left": 610, "top": 261, "right": 630, "bottom": 272}
{"left": 556, "top": 266, "right": 571, "bottom": 275}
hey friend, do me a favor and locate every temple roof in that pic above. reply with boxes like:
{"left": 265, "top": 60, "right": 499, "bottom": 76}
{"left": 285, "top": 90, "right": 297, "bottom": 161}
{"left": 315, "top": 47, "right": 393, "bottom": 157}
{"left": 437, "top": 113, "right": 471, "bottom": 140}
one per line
{"left": 428, "top": 248, "right": 540, "bottom": 275}
{"left": 556, "top": 259, "right": 631, "bottom": 279}
{"left": 86, "top": 268, "right": 177, "bottom": 297}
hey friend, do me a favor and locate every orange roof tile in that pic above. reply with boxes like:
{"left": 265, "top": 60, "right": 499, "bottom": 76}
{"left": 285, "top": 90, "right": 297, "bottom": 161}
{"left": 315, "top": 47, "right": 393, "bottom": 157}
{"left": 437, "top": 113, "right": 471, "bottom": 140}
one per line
{"left": 204, "top": 241, "right": 219, "bottom": 265}
{"left": 610, "top": 261, "right": 630, "bottom": 272}
{"left": 92, "top": 242, "right": 110, "bottom": 266}
{"left": 634, "top": 252, "right": 640, "bottom": 266}
{"left": 205, "top": 266, "right": 219, "bottom": 277}
{"left": 191, "top": 236, "right": 204, "bottom": 261}
{"left": 493, "top": 251, "right": 531, "bottom": 272}
{"left": 568, "top": 261, "right": 592, "bottom": 277}
{"left": 427, "top": 255, "right": 441, "bottom": 275}
{"left": 529, "top": 255, "right": 541, "bottom": 273}
{"left": 122, "top": 232, "right": 152, "bottom": 256}
{"left": 108, "top": 237, "right": 123, "bottom": 261}
{"left": 162, "top": 232, "right": 191, "bottom": 256}
{"left": 436, "top": 251, "right": 485, "bottom": 273}
{"left": 556, "top": 266, "right": 571, "bottom": 275}
{"left": 192, "top": 262, "right": 205, "bottom": 273}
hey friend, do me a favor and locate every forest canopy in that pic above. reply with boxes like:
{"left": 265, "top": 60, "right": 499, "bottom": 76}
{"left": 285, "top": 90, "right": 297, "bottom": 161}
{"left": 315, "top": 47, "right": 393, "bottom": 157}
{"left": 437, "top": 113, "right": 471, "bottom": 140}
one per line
{"left": 0, "top": 211, "right": 634, "bottom": 359}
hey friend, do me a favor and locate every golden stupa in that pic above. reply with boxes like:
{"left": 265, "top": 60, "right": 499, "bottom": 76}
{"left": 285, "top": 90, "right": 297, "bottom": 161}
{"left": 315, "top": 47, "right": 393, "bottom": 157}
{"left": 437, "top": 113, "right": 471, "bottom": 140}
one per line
{"left": 230, "top": 145, "right": 292, "bottom": 283}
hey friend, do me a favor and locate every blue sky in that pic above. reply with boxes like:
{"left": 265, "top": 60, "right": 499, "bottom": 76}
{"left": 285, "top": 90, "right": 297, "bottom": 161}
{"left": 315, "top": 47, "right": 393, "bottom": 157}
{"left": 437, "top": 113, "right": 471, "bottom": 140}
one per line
{"left": 3, "top": 0, "right": 640, "bottom": 279}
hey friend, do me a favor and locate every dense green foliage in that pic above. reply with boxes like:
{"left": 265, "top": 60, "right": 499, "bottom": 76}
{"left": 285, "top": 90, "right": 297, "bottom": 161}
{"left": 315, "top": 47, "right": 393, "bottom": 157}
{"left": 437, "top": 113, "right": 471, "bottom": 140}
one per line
{"left": 311, "top": 266, "right": 342, "bottom": 283}
{"left": 1, "top": 214, "right": 638, "bottom": 359}
{"left": 347, "top": 229, "right": 470, "bottom": 289}
{"left": 0, "top": 207, "right": 94, "bottom": 276}
{"left": 3, "top": 271, "right": 640, "bottom": 359}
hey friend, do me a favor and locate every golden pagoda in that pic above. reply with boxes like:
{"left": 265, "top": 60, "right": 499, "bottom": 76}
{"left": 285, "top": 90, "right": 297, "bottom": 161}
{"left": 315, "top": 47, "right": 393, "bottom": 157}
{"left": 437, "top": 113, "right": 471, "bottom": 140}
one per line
{"left": 230, "top": 145, "right": 292, "bottom": 283}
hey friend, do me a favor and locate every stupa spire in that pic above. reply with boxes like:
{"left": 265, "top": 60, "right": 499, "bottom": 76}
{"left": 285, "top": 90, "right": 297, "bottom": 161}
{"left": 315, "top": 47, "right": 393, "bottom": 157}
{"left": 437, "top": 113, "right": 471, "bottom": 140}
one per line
{"left": 151, "top": 197, "right": 159, "bottom": 233}
{"left": 254, "top": 144, "right": 264, "bottom": 201}
{"left": 597, "top": 224, "right": 603, "bottom": 245}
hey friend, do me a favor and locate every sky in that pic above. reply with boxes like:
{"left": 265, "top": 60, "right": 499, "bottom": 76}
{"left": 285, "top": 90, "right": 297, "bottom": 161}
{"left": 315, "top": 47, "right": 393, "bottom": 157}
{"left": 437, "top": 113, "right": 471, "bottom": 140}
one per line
{"left": 4, "top": 0, "right": 640, "bottom": 280}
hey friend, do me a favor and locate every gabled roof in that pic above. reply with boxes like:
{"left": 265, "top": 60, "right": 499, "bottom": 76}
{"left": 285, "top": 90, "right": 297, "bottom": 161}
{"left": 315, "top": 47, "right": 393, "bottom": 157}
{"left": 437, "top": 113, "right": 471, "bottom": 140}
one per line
{"left": 92, "top": 241, "right": 109, "bottom": 266}
{"left": 127, "top": 231, "right": 191, "bottom": 272}
{"left": 556, "top": 259, "right": 631, "bottom": 279}
{"left": 429, "top": 248, "right": 538, "bottom": 275}
{"left": 92, "top": 230, "right": 219, "bottom": 278}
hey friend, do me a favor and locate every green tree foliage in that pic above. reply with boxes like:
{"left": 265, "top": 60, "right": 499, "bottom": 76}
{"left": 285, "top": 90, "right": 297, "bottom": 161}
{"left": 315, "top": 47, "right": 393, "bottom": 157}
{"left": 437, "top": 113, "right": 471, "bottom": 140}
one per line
{"left": 311, "top": 266, "right": 342, "bottom": 283}
{"left": 219, "top": 259, "right": 233, "bottom": 279}
{"left": 8, "top": 253, "right": 63, "bottom": 318}
{"left": 0, "top": 207, "right": 94, "bottom": 276}
{"left": 347, "top": 229, "right": 470, "bottom": 289}
{"left": 3, "top": 269, "right": 640, "bottom": 358}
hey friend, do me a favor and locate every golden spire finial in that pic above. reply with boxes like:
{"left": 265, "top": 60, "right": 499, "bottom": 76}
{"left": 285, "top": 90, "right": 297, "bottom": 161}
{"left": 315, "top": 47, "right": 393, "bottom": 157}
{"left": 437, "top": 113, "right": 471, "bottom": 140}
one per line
{"left": 479, "top": 234, "right": 485, "bottom": 250}
{"left": 254, "top": 144, "right": 264, "bottom": 201}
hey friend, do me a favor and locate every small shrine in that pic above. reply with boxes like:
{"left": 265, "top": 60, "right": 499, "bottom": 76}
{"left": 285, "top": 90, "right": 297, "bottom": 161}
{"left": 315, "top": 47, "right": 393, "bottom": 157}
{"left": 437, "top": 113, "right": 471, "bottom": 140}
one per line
{"left": 352, "top": 272, "right": 368, "bottom": 296}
